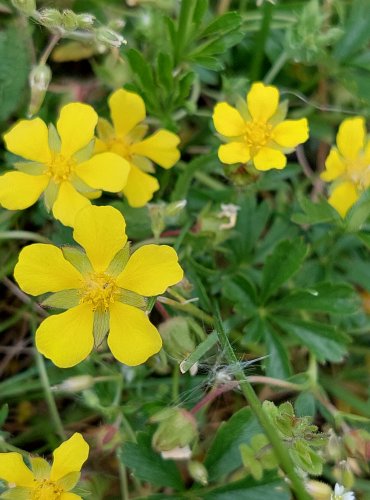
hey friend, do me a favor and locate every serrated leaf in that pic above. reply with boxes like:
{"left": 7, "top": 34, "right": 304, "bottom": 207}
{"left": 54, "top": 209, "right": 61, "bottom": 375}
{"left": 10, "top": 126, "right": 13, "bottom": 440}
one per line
{"left": 204, "top": 408, "right": 260, "bottom": 481}
{"left": 275, "top": 318, "right": 350, "bottom": 362}
{"left": 0, "top": 23, "right": 30, "bottom": 121}
{"left": 119, "top": 432, "right": 183, "bottom": 490}
{"left": 261, "top": 239, "right": 308, "bottom": 302}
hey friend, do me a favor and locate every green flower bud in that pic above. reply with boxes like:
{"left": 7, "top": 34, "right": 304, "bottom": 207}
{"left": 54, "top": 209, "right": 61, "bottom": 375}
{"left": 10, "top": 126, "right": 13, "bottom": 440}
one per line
{"left": 151, "top": 408, "right": 198, "bottom": 452}
{"left": 11, "top": 0, "right": 36, "bottom": 16}
{"left": 62, "top": 9, "right": 79, "bottom": 31}
{"left": 28, "top": 64, "right": 52, "bottom": 117}
{"left": 305, "top": 480, "right": 332, "bottom": 499}
{"left": 95, "top": 27, "right": 126, "bottom": 48}
{"left": 55, "top": 375, "right": 94, "bottom": 393}
{"left": 188, "top": 461, "right": 208, "bottom": 485}
{"left": 148, "top": 202, "right": 166, "bottom": 240}
{"left": 159, "top": 317, "right": 195, "bottom": 362}
{"left": 38, "top": 8, "right": 63, "bottom": 29}
{"left": 77, "top": 13, "right": 95, "bottom": 30}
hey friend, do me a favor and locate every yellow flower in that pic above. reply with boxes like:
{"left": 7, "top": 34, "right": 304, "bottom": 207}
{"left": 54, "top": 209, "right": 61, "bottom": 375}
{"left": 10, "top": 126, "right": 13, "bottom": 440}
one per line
{"left": 95, "top": 89, "right": 181, "bottom": 207}
{"left": 0, "top": 433, "right": 88, "bottom": 500}
{"left": 212, "top": 82, "right": 309, "bottom": 171}
{"left": 14, "top": 205, "right": 183, "bottom": 368}
{"left": 0, "top": 103, "right": 130, "bottom": 226}
{"left": 321, "top": 116, "right": 370, "bottom": 217}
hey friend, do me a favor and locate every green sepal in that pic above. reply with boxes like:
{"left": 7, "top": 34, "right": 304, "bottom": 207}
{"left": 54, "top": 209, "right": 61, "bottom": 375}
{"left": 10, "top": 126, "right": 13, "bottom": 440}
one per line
{"left": 93, "top": 310, "right": 109, "bottom": 347}
{"left": 44, "top": 181, "right": 58, "bottom": 212}
{"left": 269, "top": 100, "right": 289, "bottom": 126}
{"left": 42, "top": 289, "right": 80, "bottom": 309}
{"left": 48, "top": 123, "right": 61, "bottom": 152}
{"left": 62, "top": 246, "right": 93, "bottom": 275}
{"left": 57, "top": 471, "right": 80, "bottom": 491}
{"left": 30, "top": 457, "right": 51, "bottom": 480}
{"left": 0, "top": 487, "right": 32, "bottom": 500}
{"left": 73, "top": 139, "right": 95, "bottom": 163}
{"left": 106, "top": 244, "right": 131, "bottom": 276}
{"left": 14, "top": 162, "right": 45, "bottom": 175}
{"left": 117, "top": 289, "right": 147, "bottom": 310}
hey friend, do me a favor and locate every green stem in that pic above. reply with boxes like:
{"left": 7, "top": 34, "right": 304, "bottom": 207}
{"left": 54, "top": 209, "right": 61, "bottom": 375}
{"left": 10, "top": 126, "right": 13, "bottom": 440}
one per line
{"left": 213, "top": 303, "right": 310, "bottom": 500}
{"left": 116, "top": 450, "right": 130, "bottom": 500}
{"left": 158, "top": 297, "right": 214, "bottom": 326}
{"left": 174, "top": 0, "right": 196, "bottom": 65}
{"left": 34, "top": 348, "right": 66, "bottom": 440}
{"left": 0, "top": 231, "right": 51, "bottom": 243}
{"left": 250, "top": 1, "right": 274, "bottom": 81}
{"left": 264, "top": 51, "right": 289, "bottom": 84}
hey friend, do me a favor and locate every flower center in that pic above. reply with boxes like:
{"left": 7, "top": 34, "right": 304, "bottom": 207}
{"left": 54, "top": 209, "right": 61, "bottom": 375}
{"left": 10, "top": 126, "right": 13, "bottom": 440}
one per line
{"left": 107, "top": 137, "right": 132, "bottom": 160}
{"left": 346, "top": 158, "right": 370, "bottom": 190}
{"left": 79, "top": 272, "right": 120, "bottom": 311}
{"left": 31, "top": 480, "right": 63, "bottom": 500}
{"left": 46, "top": 153, "right": 76, "bottom": 183}
{"left": 244, "top": 121, "right": 272, "bottom": 154}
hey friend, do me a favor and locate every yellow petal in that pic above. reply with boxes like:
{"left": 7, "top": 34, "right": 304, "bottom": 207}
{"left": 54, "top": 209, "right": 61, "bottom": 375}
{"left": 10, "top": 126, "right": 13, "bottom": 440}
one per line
{"left": 337, "top": 117, "right": 365, "bottom": 160}
{"left": 57, "top": 103, "right": 98, "bottom": 157}
{"left": 212, "top": 103, "right": 245, "bottom": 137}
{"left": 3, "top": 117, "right": 51, "bottom": 163}
{"left": 0, "top": 172, "right": 49, "bottom": 210}
{"left": 73, "top": 205, "right": 127, "bottom": 272}
{"left": 247, "top": 82, "right": 279, "bottom": 122}
{"left": 0, "top": 453, "right": 34, "bottom": 487}
{"left": 321, "top": 149, "right": 346, "bottom": 182}
{"left": 272, "top": 118, "right": 309, "bottom": 147}
{"left": 94, "top": 137, "right": 108, "bottom": 154}
{"left": 218, "top": 142, "right": 250, "bottom": 164}
{"left": 75, "top": 152, "right": 129, "bottom": 192}
{"left": 116, "top": 244, "right": 183, "bottom": 296}
{"left": 109, "top": 88, "right": 146, "bottom": 137}
{"left": 14, "top": 243, "right": 83, "bottom": 295}
{"left": 52, "top": 181, "right": 90, "bottom": 227}
{"left": 253, "top": 147, "right": 286, "bottom": 171}
{"left": 50, "top": 433, "right": 89, "bottom": 482}
{"left": 130, "top": 130, "right": 180, "bottom": 168}
{"left": 123, "top": 163, "right": 159, "bottom": 207}
{"left": 328, "top": 181, "right": 359, "bottom": 218}
{"left": 108, "top": 302, "right": 162, "bottom": 365}
{"left": 61, "top": 494, "right": 82, "bottom": 500}
{"left": 36, "top": 305, "right": 94, "bottom": 368}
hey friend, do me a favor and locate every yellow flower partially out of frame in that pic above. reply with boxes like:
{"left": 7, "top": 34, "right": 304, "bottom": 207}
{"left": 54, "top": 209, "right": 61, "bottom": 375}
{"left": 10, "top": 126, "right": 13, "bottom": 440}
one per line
{"left": 213, "top": 82, "right": 309, "bottom": 171}
{"left": 95, "top": 89, "right": 181, "bottom": 207}
{"left": 0, "top": 103, "right": 130, "bottom": 226}
{"left": 0, "top": 433, "right": 88, "bottom": 499}
{"left": 320, "top": 116, "right": 370, "bottom": 218}
{"left": 14, "top": 205, "right": 184, "bottom": 368}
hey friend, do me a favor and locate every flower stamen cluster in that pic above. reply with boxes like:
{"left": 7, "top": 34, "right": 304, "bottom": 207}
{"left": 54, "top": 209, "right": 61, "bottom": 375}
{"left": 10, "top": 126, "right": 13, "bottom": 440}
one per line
{"left": 79, "top": 272, "right": 120, "bottom": 311}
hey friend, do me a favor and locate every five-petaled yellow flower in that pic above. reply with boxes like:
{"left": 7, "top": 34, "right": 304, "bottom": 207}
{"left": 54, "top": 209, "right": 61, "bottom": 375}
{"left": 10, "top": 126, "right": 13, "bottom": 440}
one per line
{"left": 321, "top": 116, "right": 370, "bottom": 217}
{"left": 14, "top": 205, "right": 183, "bottom": 368}
{"left": 95, "top": 88, "right": 181, "bottom": 207}
{"left": 213, "top": 82, "right": 309, "bottom": 171}
{"left": 0, "top": 103, "right": 130, "bottom": 226}
{"left": 0, "top": 433, "right": 88, "bottom": 500}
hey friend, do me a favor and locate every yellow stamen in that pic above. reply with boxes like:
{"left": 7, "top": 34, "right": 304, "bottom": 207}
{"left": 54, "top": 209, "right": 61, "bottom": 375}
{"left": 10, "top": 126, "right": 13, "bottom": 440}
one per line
{"left": 346, "top": 158, "right": 370, "bottom": 190}
{"left": 31, "top": 479, "right": 63, "bottom": 500}
{"left": 45, "top": 153, "right": 76, "bottom": 183}
{"left": 244, "top": 121, "right": 272, "bottom": 155}
{"left": 79, "top": 272, "right": 119, "bottom": 311}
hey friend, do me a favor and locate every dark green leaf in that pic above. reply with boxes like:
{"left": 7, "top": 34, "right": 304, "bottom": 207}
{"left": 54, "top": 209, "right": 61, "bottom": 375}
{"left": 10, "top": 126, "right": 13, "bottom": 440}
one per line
{"left": 200, "top": 12, "right": 242, "bottom": 38}
{"left": 265, "top": 322, "right": 292, "bottom": 379}
{"left": 334, "top": 0, "right": 370, "bottom": 61}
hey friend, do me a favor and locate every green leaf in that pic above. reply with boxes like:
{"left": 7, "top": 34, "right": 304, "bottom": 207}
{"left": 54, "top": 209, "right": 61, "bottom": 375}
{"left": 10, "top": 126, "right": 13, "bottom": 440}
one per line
{"left": 294, "top": 392, "right": 316, "bottom": 418}
{"left": 0, "top": 404, "right": 8, "bottom": 427}
{"left": 334, "top": 0, "right": 370, "bottom": 61}
{"left": 157, "top": 52, "right": 173, "bottom": 91}
{"left": 261, "top": 239, "right": 308, "bottom": 302}
{"left": 291, "top": 195, "right": 338, "bottom": 225}
{"left": 202, "top": 472, "right": 289, "bottom": 500}
{"left": 264, "top": 322, "right": 292, "bottom": 380}
{"left": 200, "top": 12, "right": 242, "bottom": 38}
{"left": 274, "top": 282, "right": 359, "bottom": 315}
{"left": 0, "top": 22, "right": 30, "bottom": 121}
{"left": 204, "top": 408, "right": 260, "bottom": 481}
{"left": 275, "top": 319, "right": 350, "bottom": 362}
{"left": 119, "top": 432, "right": 183, "bottom": 490}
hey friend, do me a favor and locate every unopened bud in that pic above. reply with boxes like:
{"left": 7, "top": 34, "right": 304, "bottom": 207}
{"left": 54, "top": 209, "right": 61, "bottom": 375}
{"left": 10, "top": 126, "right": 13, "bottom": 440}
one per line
{"left": 328, "top": 430, "right": 342, "bottom": 462}
{"left": 306, "top": 480, "right": 332, "bottom": 499}
{"left": 77, "top": 13, "right": 95, "bottom": 29}
{"left": 11, "top": 0, "right": 36, "bottom": 16}
{"left": 334, "top": 461, "right": 354, "bottom": 490}
{"left": 151, "top": 408, "right": 198, "bottom": 452}
{"left": 28, "top": 64, "right": 52, "bottom": 117}
{"left": 159, "top": 317, "right": 195, "bottom": 362}
{"left": 38, "top": 8, "right": 63, "bottom": 29}
{"left": 56, "top": 375, "right": 94, "bottom": 393}
{"left": 95, "top": 27, "right": 126, "bottom": 48}
{"left": 165, "top": 200, "right": 187, "bottom": 217}
{"left": 62, "top": 9, "right": 79, "bottom": 31}
{"left": 188, "top": 461, "right": 208, "bottom": 485}
{"left": 161, "top": 445, "right": 192, "bottom": 460}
